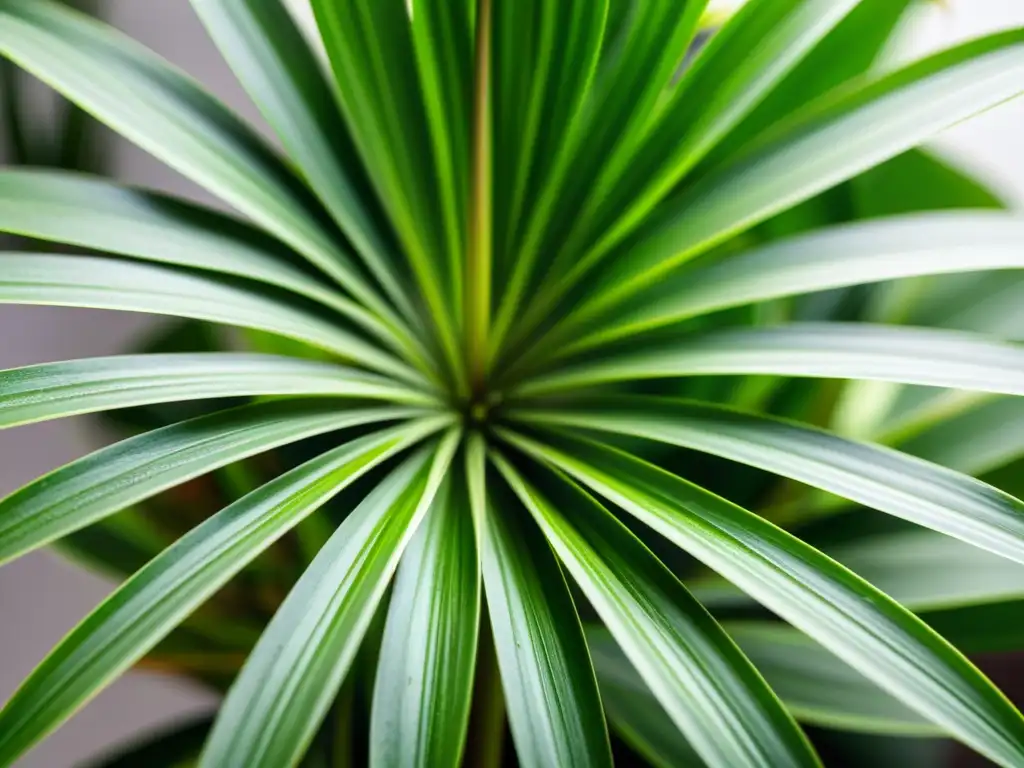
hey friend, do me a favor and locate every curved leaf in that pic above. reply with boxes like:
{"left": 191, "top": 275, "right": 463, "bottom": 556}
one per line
{"left": 501, "top": 429, "right": 1024, "bottom": 768}
{"left": 513, "top": 397, "right": 1024, "bottom": 567}
{"left": 0, "top": 352, "right": 432, "bottom": 430}
{"left": 517, "top": 324, "right": 1024, "bottom": 398}
{"left": 555, "top": 213, "right": 1024, "bottom": 357}
{"left": 198, "top": 432, "right": 459, "bottom": 768}
{"left": 0, "top": 421, "right": 445, "bottom": 768}
{"left": 587, "top": 629, "right": 704, "bottom": 768}
{"left": 494, "top": 454, "right": 819, "bottom": 768}
{"left": 0, "top": 400, "right": 421, "bottom": 565}
{"left": 0, "top": 170, "right": 423, "bottom": 361}
{"left": 370, "top": 459, "right": 480, "bottom": 768}
{"left": 482, "top": 469, "right": 612, "bottom": 767}
{"left": 0, "top": 253, "right": 421, "bottom": 382}
{"left": 897, "top": 396, "right": 1024, "bottom": 476}
{"left": 575, "top": 27, "right": 1024, "bottom": 320}
{"left": 0, "top": 0, "right": 394, "bottom": 318}
{"left": 189, "top": 0, "right": 415, "bottom": 323}
{"left": 310, "top": 0, "right": 462, "bottom": 373}
{"left": 583, "top": 0, "right": 864, "bottom": 260}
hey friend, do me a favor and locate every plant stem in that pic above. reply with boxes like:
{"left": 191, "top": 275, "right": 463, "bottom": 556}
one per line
{"left": 466, "top": 0, "right": 493, "bottom": 396}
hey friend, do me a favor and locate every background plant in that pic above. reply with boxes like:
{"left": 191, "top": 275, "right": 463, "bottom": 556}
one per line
{"left": 1, "top": 0, "right": 1024, "bottom": 766}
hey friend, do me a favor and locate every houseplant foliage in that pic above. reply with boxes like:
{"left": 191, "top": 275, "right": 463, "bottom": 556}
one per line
{"left": 1, "top": 0, "right": 1024, "bottom": 765}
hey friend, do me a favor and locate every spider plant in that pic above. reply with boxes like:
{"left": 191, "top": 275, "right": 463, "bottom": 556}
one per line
{"left": 2, "top": 0, "right": 1024, "bottom": 766}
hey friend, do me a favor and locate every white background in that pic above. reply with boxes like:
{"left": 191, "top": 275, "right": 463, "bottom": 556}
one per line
{"left": 2, "top": 2, "right": 1023, "bottom": 765}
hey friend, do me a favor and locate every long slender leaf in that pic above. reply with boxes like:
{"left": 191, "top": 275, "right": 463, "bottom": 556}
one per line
{"left": 897, "top": 396, "right": 1024, "bottom": 476}
{"left": 0, "top": 253, "right": 421, "bottom": 382}
{"left": 0, "top": 353, "right": 431, "bottom": 430}
{"left": 0, "top": 400, "right": 421, "bottom": 565}
{"left": 482, "top": 470, "right": 612, "bottom": 767}
{"left": 513, "top": 397, "right": 1024, "bottom": 567}
{"left": 310, "top": 0, "right": 462, "bottom": 377}
{"left": 517, "top": 324, "right": 1024, "bottom": 398}
{"left": 0, "top": 421, "right": 447, "bottom": 768}
{"left": 189, "top": 0, "right": 415, "bottom": 324}
{"left": 582, "top": 0, "right": 864, "bottom": 261}
{"left": 0, "top": 0, "right": 394, "bottom": 319}
{"left": 574, "top": 27, "right": 1024, "bottom": 320}
{"left": 551, "top": 212, "right": 1024, "bottom": 357}
{"left": 501, "top": 429, "right": 1024, "bottom": 768}
{"left": 370, "top": 459, "right": 480, "bottom": 768}
{"left": 198, "top": 432, "right": 460, "bottom": 768}
{"left": 586, "top": 629, "right": 704, "bottom": 768}
{"left": 491, "top": 0, "right": 703, "bottom": 356}
{"left": 0, "top": 171, "right": 424, "bottom": 361}
{"left": 494, "top": 454, "right": 819, "bottom": 768}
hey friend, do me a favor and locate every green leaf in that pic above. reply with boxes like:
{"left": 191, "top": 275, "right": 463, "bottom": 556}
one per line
{"left": 0, "top": 352, "right": 433, "bottom": 430}
{"left": 517, "top": 324, "right": 1024, "bottom": 398}
{"left": 513, "top": 396, "right": 1024, "bottom": 568}
{"left": 592, "top": 621, "right": 938, "bottom": 744}
{"left": 583, "top": 0, "right": 864, "bottom": 260}
{"left": 482, "top": 469, "right": 612, "bottom": 767}
{"left": 501, "top": 430, "right": 1024, "bottom": 767}
{"left": 491, "top": 0, "right": 705, "bottom": 355}
{"left": 897, "top": 396, "right": 1024, "bottom": 476}
{"left": 587, "top": 628, "right": 704, "bottom": 768}
{"left": 488, "top": 0, "right": 610, "bottom": 350}
{"left": 0, "top": 400, "right": 423, "bottom": 565}
{"left": 0, "top": 421, "right": 443, "bottom": 768}
{"left": 370, "top": 458, "right": 480, "bottom": 768}
{"left": 189, "top": 0, "right": 416, "bottom": 324}
{"left": 310, "top": 0, "right": 462, "bottom": 374}
{"left": 574, "top": 27, "right": 1024, "bottom": 319}
{"left": 198, "top": 431, "right": 460, "bottom": 768}
{"left": 852, "top": 148, "right": 1006, "bottom": 218}
{"left": 551, "top": 212, "right": 1024, "bottom": 357}
{"left": 726, "top": 623, "right": 938, "bottom": 736}
{"left": 0, "top": 253, "right": 421, "bottom": 382}
{"left": 0, "top": 170, "right": 424, "bottom": 362}
{"left": 707, "top": 0, "right": 919, "bottom": 168}
{"left": 493, "top": 454, "right": 819, "bottom": 767}
{"left": 0, "top": 0, "right": 393, "bottom": 318}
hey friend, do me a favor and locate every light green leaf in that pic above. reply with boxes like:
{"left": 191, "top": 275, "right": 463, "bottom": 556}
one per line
{"left": 726, "top": 623, "right": 938, "bottom": 736}
{"left": 198, "top": 431, "right": 460, "bottom": 768}
{"left": 488, "top": 0, "right": 610, "bottom": 351}
{"left": 0, "top": 253, "right": 421, "bottom": 382}
{"left": 0, "top": 400, "right": 423, "bottom": 565}
{"left": 494, "top": 455, "right": 819, "bottom": 768}
{"left": 587, "top": 628, "right": 704, "bottom": 768}
{"left": 553, "top": 213, "right": 1024, "bottom": 357}
{"left": 897, "top": 396, "right": 1024, "bottom": 476}
{"left": 584, "top": 0, "right": 864, "bottom": 260}
{"left": 0, "top": 352, "right": 431, "bottom": 430}
{"left": 370, "top": 458, "right": 480, "bottom": 768}
{"left": 310, "top": 0, "right": 462, "bottom": 374}
{"left": 501, "top": 430, "right": 1024, "bottom": 767}
{"left": 0, "top": 0, "right": 391, "bottom": 316}
{"left": 0, "top": 422, "right": 443, "bottom": 768}
{"left": 513, "top": 397, "right": 1024, "bottom": 567}
{"left": 0, "top": 170, "right": 423, "bottom": 361}
{"left": 189, "top": 0, "right": 416, "bottom": 324}
{"left": 482, "top": 470, "right": 612, "bottom": 767}
{"left": 577, "top": 27, "right": 1024, "bottom": 319}
{"left": 517, "top": 324, "right": 1024, "bottom": 398}
{"left": 492, "top": 0, "right": 704, "bottom": 356}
